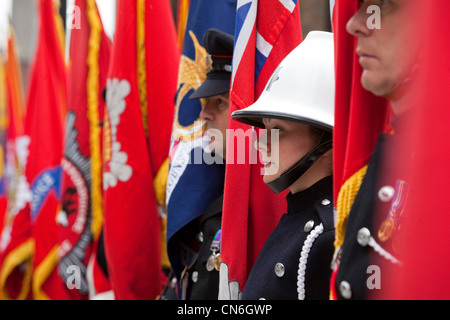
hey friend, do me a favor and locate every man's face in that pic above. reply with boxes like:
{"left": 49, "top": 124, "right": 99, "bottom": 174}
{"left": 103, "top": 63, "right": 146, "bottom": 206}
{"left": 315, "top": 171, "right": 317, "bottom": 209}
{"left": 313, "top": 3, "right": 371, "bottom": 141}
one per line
{"left": 347, "top": 0, "right": 421, "bottom": 99}
{"left": 199, "top": 93, "right": 229, "bottom": 159}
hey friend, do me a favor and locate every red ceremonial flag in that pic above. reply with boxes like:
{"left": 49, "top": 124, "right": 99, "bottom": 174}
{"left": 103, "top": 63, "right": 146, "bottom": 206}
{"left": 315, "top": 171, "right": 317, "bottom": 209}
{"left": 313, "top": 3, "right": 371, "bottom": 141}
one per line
{"left": 103, "top": 0, "right": 179, "bottom": 300}
{"left": 26, "top": 0, "right": 67, "bottom": 300}
{"left": 58, "top": 0, "right": 111, "bottom": 300}
{"left": 0, "top": 30, "right": 30, "bottom": 300}
{"left": 220, "top": 0, "right": 302, "bottom": 298}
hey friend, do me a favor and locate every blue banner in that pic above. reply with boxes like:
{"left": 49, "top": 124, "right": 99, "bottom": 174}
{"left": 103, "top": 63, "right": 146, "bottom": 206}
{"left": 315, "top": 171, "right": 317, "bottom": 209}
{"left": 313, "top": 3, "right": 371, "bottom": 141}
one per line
{"left": 166, "top": 0, "right": 237, "bottom": 279}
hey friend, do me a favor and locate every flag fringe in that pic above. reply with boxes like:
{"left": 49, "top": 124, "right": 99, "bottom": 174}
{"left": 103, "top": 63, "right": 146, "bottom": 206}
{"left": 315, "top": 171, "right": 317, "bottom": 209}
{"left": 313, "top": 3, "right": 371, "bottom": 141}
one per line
{"left": 137, "top": 0, "right": 148, "bottom": 137}
{"left": 86, "top": 0, "right": 103, "bottom": 240}
{"left": 177, "top": 0, "right": 190, "bottom": 49}
{"left": 0, "top": 54, "right": 7, "bottom": 131}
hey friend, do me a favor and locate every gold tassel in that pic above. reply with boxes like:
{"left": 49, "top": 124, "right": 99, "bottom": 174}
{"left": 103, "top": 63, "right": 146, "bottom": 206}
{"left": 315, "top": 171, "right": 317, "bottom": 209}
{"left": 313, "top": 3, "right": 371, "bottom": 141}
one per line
{"left": 334, "top": 165, "right": 368, "bottom": 251}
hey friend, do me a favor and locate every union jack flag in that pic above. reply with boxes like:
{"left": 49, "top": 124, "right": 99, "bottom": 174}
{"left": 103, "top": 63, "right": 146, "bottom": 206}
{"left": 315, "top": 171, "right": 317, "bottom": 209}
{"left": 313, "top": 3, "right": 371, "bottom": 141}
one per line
{"left": 220, "top": 0, "right": 302, "bottom": 299}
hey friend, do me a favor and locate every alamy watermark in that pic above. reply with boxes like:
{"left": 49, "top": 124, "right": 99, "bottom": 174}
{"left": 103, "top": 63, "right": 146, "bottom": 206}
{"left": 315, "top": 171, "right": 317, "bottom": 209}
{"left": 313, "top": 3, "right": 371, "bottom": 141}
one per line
{"left": 66, "top": 265, "right": 81, "bottom": 290}
{"left": 367, "top": 265, "right": 381, "bottom": 290}
{"left": 67, "top": 5, "right": 81, "bottom": 30}
{"left": 178, "top": 126, "right": 280, "bottom": 176}
{"left": 366, "top": 5, "right": 382, "bottom": 30}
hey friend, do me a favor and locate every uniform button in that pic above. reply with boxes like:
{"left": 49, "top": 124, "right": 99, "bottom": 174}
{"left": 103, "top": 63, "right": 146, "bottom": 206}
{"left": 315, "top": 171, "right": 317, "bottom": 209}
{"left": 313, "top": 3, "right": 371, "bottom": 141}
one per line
{"left": 197, "top": 232, "right": 204, "bottom": 243}
{"left": 339, "top": 281, "right": 352, "bottom": 300}
{"left": 321, "top": 199, "right": 331, "bottom": 206}
{"left": 357, "top": 228, "right": 371, "bottom": 247}
{"left": 191, "top": 271, "right": 198, "bottom": 283}
{"left": 304, "top": 220, "right": 315, "bottom": 233}
{"left": 378, "top": 186, "right": 395, "bottom": 202}
{"left": 274, "top": 263, "right": 285, "bottom": 278}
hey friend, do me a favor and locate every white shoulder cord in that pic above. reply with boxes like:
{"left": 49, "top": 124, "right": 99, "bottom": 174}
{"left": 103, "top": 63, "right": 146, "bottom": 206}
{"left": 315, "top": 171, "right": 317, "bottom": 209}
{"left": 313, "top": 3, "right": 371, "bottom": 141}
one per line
{"left": 297, "top": 223, "right": 324, "bottom": 300}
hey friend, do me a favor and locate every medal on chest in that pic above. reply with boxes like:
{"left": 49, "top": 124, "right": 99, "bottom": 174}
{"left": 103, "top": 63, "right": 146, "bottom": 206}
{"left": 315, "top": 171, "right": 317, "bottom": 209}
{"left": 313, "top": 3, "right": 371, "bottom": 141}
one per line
{"left": 206, "top": 229, "right": 222, "bottom": 272}
{"left": 378, "top": 180, "right": 408, "bottom": 242}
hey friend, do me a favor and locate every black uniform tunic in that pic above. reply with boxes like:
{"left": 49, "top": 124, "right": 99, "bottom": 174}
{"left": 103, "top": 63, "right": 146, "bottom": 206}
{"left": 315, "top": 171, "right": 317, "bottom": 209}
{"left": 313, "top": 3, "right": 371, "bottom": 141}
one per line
{"left": 334, "top": 114, "right": 412, "bottom": 300}
{"left": 242, "top": 176, "right": 335, "bottom": 300}
{"left": 187, "top": 195, "right": 223, "bottom": 300}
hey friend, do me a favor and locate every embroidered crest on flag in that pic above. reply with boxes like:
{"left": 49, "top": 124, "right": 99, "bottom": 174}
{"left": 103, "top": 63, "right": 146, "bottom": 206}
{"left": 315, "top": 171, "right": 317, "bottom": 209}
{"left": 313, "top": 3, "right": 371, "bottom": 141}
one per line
{"left": 58, "top": 112, "right": 92, "bottom": 295}
{"left": 103, "top": 78, "right": 132, "bottom": 190}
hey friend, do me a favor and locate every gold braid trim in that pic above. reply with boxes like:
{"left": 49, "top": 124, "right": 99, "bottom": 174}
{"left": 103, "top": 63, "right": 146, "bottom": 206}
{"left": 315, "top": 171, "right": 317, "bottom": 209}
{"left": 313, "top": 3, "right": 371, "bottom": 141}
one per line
{"left": 0, "top": 239, "right": 34, "bottom": 300}
{"left": 86, "top": 0, "right": 103, "bottom": 239}
{"left": 137, "top": 0, "right": 148, "bottom": 137}
{"left": 334, "top": 165, "right": 368, "bottom": 251}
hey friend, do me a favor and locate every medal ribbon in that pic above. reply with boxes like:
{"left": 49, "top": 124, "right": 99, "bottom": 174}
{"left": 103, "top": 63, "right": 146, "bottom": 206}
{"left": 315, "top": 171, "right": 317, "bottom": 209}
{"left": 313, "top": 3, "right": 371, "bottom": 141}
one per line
{"left": 210, "top": 229, "right": 222, "bottom": 253}
{"left": 386, "top": 180, "right": 408, "bottom": 227}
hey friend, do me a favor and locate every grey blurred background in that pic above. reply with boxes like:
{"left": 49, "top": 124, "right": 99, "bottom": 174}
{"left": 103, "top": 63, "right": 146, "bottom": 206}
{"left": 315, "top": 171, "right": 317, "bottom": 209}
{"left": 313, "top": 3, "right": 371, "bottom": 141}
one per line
{"left": 11, "top": 0, "right": 331, "bottom": 90}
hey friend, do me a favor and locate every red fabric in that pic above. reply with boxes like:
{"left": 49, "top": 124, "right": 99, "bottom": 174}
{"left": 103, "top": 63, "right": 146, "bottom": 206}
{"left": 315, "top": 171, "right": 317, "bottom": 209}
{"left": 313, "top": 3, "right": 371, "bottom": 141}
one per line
{"left": 145, "top": 0, "right": 180, "bottom": 177}
{"left": 58, "top": 0, "right": 111, "bottom": 299}
{"left": 91, "top": 238, "right": 112, "bottom": 295}
{"left": 26, "top": 0, "right": 67, "bottom": 299}
{"left": 0, "top": 196, "right": 7, "bottom": 269}
{"left": 103, "top": 0, "right": 178, "bottom": 300}
{"left": 222, "top": 1, "right": 302, "bottom": 292}
{"left": 332, "top": 0, "right": 392, "bottom": 203}
{"left": 333, "top": 0, "right": 450, "bottom": 300}
{"left": 389, "top": 0, "right": 450, "bottom": 300}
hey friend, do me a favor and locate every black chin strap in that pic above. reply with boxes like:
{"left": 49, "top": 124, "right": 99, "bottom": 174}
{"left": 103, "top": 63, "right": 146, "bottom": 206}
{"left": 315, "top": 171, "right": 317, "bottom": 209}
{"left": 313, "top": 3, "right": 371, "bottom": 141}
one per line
{"left": 266, "top": 139, "right": 333, "bottom": 194}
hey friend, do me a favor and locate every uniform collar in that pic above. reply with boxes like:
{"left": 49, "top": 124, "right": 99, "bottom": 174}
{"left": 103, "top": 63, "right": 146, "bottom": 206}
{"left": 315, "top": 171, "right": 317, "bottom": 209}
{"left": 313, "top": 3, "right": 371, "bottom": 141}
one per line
{"left": 286, "top": 176, "right": 333, "bottom": 215}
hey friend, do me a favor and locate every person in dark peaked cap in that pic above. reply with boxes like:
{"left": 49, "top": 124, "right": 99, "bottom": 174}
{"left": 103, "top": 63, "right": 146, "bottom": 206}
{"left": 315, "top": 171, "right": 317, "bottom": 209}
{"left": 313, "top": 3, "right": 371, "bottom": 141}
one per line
{"left": 161, "top": 28, "right": 234, "bottom": 300}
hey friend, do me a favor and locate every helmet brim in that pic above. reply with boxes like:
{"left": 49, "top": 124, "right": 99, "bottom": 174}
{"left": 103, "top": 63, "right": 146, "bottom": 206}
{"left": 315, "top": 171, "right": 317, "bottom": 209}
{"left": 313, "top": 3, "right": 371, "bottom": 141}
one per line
{"left": 231, "top": 31, "right": 335, "bottom": 133}
{"left": 232, "top": 109, "right": 333, "bottom": 132}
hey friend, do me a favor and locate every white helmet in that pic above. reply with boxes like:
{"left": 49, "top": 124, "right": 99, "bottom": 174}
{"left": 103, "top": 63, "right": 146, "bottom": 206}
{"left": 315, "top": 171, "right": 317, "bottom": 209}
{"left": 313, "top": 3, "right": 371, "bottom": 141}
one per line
{"left": 232, "top": 31, "right": 335, "bottom": 193}
{"left": 232, "top": 31, "right": 334, "bottom": 131}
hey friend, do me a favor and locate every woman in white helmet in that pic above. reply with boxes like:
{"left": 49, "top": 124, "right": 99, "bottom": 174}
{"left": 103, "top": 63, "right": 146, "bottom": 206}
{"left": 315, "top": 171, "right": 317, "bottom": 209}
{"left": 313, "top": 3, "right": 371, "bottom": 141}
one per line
{"left": 232, "top": 31, "right": 335, "bottom": 300}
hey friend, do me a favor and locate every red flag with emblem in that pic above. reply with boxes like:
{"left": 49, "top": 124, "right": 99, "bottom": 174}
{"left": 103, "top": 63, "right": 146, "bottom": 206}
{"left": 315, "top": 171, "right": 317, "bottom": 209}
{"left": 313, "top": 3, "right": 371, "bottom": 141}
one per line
{"left": 58, "top": 0, "right": 111, "bottom": 300}
{"left": 26, "top": 0, "right": 67, "bottom": 300}
{"left": 102, "top": 0, "right": 179, "bottom": 300}
{"left": 220, "top": 0, "right": 302, "bottom": 298}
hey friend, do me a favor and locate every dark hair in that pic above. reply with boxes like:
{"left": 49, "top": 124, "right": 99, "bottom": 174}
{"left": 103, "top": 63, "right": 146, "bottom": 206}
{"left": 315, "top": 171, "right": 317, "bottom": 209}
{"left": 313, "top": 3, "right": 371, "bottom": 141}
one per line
{"left": 309, "top": 126, "right": 332, "bottom": 147}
